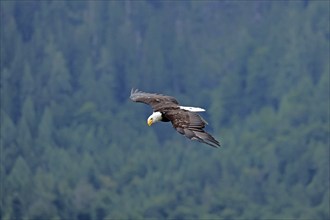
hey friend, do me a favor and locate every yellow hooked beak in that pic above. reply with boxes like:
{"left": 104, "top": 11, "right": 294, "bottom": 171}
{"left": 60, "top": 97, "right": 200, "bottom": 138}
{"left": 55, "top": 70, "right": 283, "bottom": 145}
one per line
{"left": 147, "top": 118, "right": 153, "bottom": 126}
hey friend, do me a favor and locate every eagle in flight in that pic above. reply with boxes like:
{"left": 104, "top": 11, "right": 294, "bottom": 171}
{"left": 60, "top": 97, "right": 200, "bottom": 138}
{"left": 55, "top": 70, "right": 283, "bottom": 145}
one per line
{"left": 130, "top": 89, "right": 220, "bottom": 148}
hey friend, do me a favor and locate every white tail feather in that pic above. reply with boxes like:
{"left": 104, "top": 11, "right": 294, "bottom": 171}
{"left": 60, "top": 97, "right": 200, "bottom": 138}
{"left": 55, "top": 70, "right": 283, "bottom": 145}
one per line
{"left": 180, "top": 106, "right": 206, "bottom": 112}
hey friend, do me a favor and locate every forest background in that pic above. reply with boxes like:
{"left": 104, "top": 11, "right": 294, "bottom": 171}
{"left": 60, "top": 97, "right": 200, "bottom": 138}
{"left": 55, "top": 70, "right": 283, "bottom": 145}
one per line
{"left": 1, "top": 1, "right": 329, "bottom": 219}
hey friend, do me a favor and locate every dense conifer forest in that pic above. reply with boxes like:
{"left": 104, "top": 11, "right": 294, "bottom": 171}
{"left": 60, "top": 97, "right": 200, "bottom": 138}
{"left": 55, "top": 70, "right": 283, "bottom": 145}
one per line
{"left": 1, "top": 1, "right": 329, "bottom": 219}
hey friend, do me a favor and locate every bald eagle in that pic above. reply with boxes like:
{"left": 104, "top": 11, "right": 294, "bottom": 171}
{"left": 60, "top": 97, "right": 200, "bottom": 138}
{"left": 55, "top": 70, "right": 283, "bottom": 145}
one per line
{"left": 130, "top": 89, "right": 220, "bottom": 148}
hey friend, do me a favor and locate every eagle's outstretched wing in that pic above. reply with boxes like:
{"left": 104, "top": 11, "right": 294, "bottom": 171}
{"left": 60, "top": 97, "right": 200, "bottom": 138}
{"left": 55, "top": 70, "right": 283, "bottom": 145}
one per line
{"left": 164, "top": 110, "right": 220, "bottom": 148}
{"left": 130, "top": 88, "right": 179, "bottom": 111}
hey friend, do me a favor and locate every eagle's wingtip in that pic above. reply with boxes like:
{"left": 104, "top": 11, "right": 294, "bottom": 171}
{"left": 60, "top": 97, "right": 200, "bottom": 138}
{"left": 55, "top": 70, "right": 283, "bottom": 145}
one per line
{"left": 130, "top": 88, "right": 138, "bottom": 96}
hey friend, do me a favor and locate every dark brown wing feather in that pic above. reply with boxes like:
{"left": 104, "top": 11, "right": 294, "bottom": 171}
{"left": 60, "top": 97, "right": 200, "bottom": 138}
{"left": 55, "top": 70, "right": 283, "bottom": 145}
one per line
{"left": 164, "top": 110, "right": 220, "bottom": 148}
{"left": 130, "top": 89, "right": 179, "bottom": 111}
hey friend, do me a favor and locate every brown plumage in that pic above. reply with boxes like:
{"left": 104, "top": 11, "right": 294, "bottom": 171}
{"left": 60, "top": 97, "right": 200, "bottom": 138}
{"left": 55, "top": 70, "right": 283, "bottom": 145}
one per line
{"left": 130, "top": 89, "right": 220, "bottom": 148}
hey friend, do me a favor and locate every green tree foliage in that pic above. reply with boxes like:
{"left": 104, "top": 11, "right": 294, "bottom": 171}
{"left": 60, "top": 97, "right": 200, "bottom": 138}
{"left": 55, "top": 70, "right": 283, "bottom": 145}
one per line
{"left": 1, "top": 1, "right": 329, "bottom": 219}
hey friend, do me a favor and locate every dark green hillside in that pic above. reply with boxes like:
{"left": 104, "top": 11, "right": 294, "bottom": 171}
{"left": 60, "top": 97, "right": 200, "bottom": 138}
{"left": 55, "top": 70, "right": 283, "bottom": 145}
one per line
{"left": 1, "top": 1, "right": 329, "bottom": 219}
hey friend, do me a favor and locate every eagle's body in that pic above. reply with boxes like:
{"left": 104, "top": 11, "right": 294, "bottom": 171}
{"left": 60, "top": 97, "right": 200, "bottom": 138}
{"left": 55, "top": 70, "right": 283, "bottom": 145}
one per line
{"left": 130, "top": 89, "right": 220, "bottom": 148}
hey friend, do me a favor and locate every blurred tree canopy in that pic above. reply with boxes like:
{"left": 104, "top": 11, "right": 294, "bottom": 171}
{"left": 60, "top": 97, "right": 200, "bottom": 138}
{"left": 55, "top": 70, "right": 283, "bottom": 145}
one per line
{"left": 1, "top": 1, "right": 329, "bottom": 219}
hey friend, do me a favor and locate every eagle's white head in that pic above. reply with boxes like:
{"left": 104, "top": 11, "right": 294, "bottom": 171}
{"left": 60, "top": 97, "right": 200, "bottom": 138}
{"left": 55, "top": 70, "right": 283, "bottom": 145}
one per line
{"left": 147, "top": 112, "right": 162, "bottom": 126}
